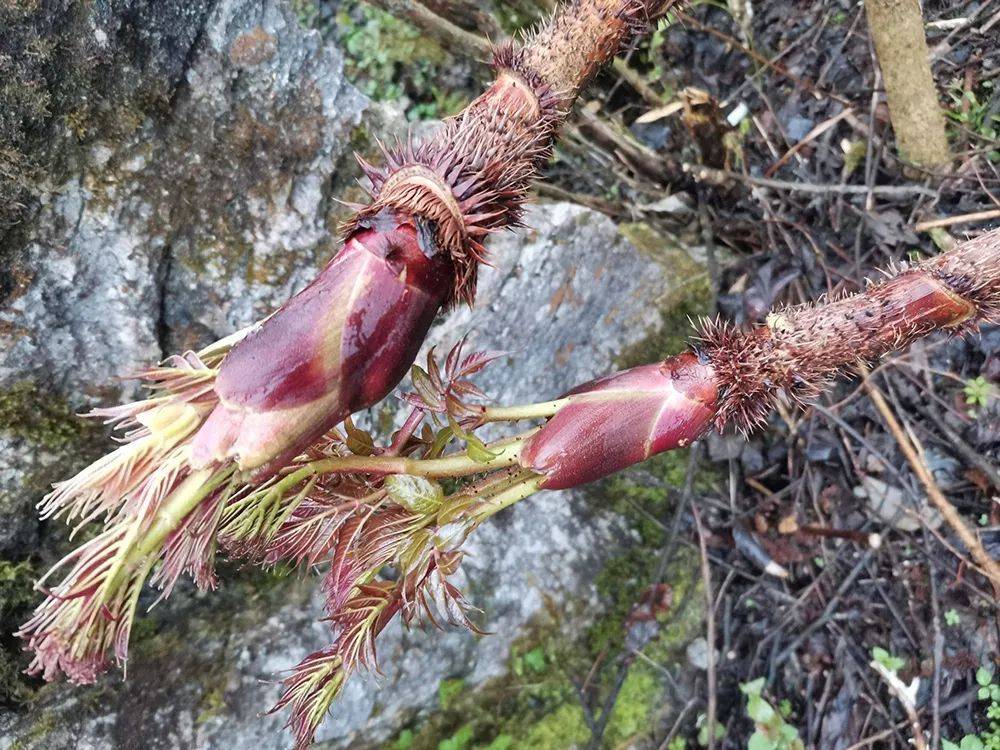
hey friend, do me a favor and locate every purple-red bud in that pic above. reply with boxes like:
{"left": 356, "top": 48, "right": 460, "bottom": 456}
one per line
{"left": 191, "top": 211, "right": 453, "bottom": 476}
{"left": 520, "top": 352, "right": 719, "bottom": 490}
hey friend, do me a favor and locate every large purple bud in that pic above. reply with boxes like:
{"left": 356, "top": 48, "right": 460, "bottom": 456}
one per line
{"left": 191, "top": 211, "right": 453, "bottom": 476}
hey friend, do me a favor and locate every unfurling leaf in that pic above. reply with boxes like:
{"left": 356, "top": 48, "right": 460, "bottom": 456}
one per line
{"left": 344, "top": 417, "right": 376, "bottom": 456}
{"left": 385, "top": 475, "right": 445, "bottom": 514}
{"left": 190, "top": 215, "right": 453, "bottom": 476}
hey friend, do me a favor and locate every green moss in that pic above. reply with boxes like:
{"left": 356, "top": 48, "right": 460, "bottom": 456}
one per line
{"left": 0, "top": 559, "right": 38, "bottom": 704}
{"left": 0, "top": 560, "right": 35, "bottom": 620}
{"left": 521, "top": 704, "right": 590, "bottom": 749}
{"left": 438, "top": 678, "right": 466, "bottom": 710}
{"left": 290, "top": 0, "right": 322, "bottom": 29}
{"left": 604, "top": 668, "right": 659, "bottom": 745}
{"left": 615, "top": 223, "right": 712, "bottom": 368}
{"left": 335, "top": 2, "right": 469, "bottom": 121}
{"left": 9, "top": 710, "right": 57, "bottom": 750}
{"left": 0, "top": 1, "right": 182, "bottom": 234}
{"left": 196, "top": 679, "right": 228, "bottom": 726}
{"left": 0, "top": 381, "right": 96, "bottom": 451}
{"left": 584, "top": 447, "right": 716, "bottom": 658}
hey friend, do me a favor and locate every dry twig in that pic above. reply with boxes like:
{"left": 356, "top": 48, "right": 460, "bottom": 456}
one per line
{"left": 859, "top": 364, "right": 1000, "bottom": 595}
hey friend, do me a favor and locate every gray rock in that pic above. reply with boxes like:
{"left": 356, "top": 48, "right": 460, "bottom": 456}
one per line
{"left": 0, "top": 197, "right": 701, "bottom": 749}
{"left": 0, "top": 0, "right": 367, "bottom": 560}
{"left": 0, "top": 1, "right": 705, "bottom": 747}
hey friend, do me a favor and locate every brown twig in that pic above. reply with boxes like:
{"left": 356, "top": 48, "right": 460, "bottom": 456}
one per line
{"left": 869, "top": 658, "right": 928, "bottom": 750}
{"left": 859, "top": 364, "right": 1000, "bottom": 596}
{"left": 367, "top": 0, "right": 667, "bottom": 106}
{"left": 915, "top": 208, "right": 1000, "bottom": 231}
{"left": 364, "top": 0, "right": 493, "bottom": 59}
{"left": 682, "top": 163, "right": 938, "bottom": 198}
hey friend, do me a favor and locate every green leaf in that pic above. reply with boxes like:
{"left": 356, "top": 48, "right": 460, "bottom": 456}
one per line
{"left": 481, "top": 734, "right": 513, "bottom": 750}
{"left": 465, "top": 433, "right": 498, "bottom": 463}
{"left": 522, "top": 646, "right": 546, "bottom": 673}
{"left": 748, "top": 731, "right": 776, "bottom": 750}
{"left": 747, "top": 695, "right": 775, "bottom": 725}
{"left": 385, "top": 475, "right": 444, "bottom": 515}
{"left": 344, "top": 416, "right": 375, "bottom": 456}
{"left": 411, "top": 365, "right": 443, "bottom": 409}
{"left": 960, "top": 736, "right": 986, "bottom": 750}
{"left": 779, "top": 723, "right": 800, "bottom": 741}
{"left": 778, "top": 699, "right": 793, "bottom": 719}
{"left": 438, "top": 678, "right": 465, "bottom": 710}
{"left": 977, "top": 668, "right": 994, "bottom": 688}
{"left": 872, "top": 647, "right": 905, "bottom": 673}
{"left": 394, "top": 729, "right": 414, "bottom": 750}
{"left": 438, "top": 727, "right": 472, "bottom": 750}
{"left": 945, "top": 609, "right": 961, "bottom": 626}
{"left": 740, "top": 677, "right": 766, "bottom": 697}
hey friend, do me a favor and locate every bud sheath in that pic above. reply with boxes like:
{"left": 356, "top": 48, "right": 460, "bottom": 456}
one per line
{"left": 192, "top": 211, "right": 453, "bottom": 475}
{"left": 520, "top": 353, "right": 719, "bottom": 490}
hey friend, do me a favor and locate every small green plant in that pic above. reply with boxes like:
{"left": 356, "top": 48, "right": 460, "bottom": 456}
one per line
{"left": 740, "top": 678, "right": 804, "bottom": 750}
{"left": 943, "top": 668, "right": 1000, "bottom": 750}
{"left": 872, "top": 647, "right": 906, "bottom": 673}
{"left": 945, "top": 608, "right": 961, "bottom": 627}
{"left": 335, "top": 3, "right": 464, "bottom": 120}
{"left": 393, "top": 728, "right": 414, "bottom": 750}
{"left": 695, "top": 712, "right": 725, "bottom": 747}
{"left": 438, "top": 723, "right": 473, "bottom": 750}
{"left": 511, "top": 645, "right": 547, "bottom": 676}
{"left": 480, "top": 735, "right": 513, "bottom": 750}
{"left": 946, "top": 80, "right": 1000, "bottom": 163}
{"left": 964, "top": 376, "right": 993, "bottom": 410}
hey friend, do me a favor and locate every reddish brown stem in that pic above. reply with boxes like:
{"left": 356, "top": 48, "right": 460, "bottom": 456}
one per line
{"left": 349, "top": 0, "right": 676, "bottom": 303}
{"left": 701, "top": 228, "right": 1000, "bottom": 431}
{"left": 523, "top": 229, "right": 1000, "bottom": 506}
{"left": 194, "top": 0, "right": 673, "bottom": 474}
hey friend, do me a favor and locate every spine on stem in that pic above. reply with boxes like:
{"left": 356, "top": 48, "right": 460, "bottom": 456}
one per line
{"left": 699, "top": 227, "right": 1000, "bottom": 431}
{"left": 345, "top": 0, "right": 675, "bottom": 304}
{"left": 522, "top": 228, "right": 1000, "bottom": 488}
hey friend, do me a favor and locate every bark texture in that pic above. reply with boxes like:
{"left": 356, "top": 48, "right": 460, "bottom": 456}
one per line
{"left": 864, "top": 0, "right": 951, "bottom": 169}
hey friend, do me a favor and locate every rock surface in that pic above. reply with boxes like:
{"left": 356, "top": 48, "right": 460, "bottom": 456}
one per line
{"left": 0, "top": 1, "right": 705, "bottom": 747}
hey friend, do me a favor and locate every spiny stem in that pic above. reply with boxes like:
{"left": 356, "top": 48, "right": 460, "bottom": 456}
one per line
{"left": 702, "top": 227, "right": 1000, "bottom": 431}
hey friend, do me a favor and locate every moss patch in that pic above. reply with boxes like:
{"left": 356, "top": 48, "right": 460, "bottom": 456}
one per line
{"left": 335, "top": 2, "right": 470, "bottom": 121}
{"left": 615, "top": 223, "right": 712, "bottom": 367}
{"left": 0, "top": 381, "right": 97, "bottom": 451}
{"left": 0, "top": 559, "right": 38, "bottom": 705}
{"left": 8, "top": 710, "right": 57, "bottom": 750}
{"left": 521, "top": 703, "right": 590, "bottom": 748}
{"left": 384, "top": 449, "right": 713, "bottom": 749}
{"left": 0, "top": 0, "right": 212, "bottom": 240}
